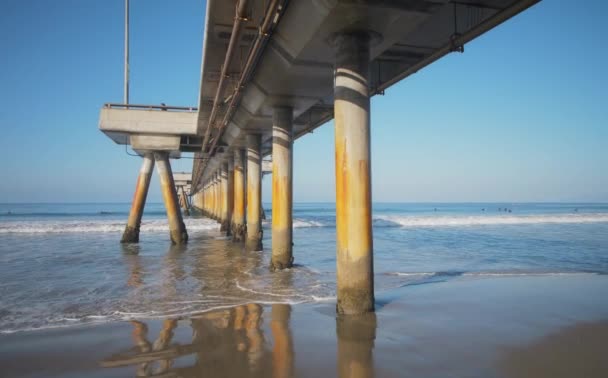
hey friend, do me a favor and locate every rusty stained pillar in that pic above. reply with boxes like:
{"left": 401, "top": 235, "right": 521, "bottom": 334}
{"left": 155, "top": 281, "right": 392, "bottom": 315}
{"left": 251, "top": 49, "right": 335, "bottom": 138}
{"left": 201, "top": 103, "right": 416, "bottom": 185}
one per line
{"left": 333, "top": 31, "right": 374, "bottom": 314}
{"left": 226, "top": 159, "right": 234, "bottom": 236}
{"left": 246, "top": 134, "right": 263, "bottom": 251}
{"left": 180, "top": 187, "right": 190, "bottom": 216}
{"left": 271, "top": 106, "right": 293, "bottom": 270}
{"left": 220, "top": 163, "right": 230, "bottom": 232}
{"left": 121, "top": 153, "right": 155, "bottom": 243}
{"left": 232, "top": 148, "right": 246, "bottom": 241}
{"left": 155, "top": 152, "right": 188, "bottom": 244}
{"left": 216, "top": 170, "right": 222, "bottom": 222}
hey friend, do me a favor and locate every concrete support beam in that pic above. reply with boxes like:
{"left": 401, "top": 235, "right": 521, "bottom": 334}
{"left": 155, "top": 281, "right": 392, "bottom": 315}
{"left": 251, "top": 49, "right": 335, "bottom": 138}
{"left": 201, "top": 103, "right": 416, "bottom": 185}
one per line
{"left": 220, "top": 163, "right": 229, "bottom": 232}
{"left": 333, "top": 32, "right": 374, "bottom": 314}
{"left": 271, "top": 107, "right": 294, "bottom": 270}
{"left": 232, "top": 148, "right": 246, "bottom": 242}
{"left": 121, "top": 153, "right": 155, "bottom": 243}
{"left": 246, "top": 133, "right": 263, "bottom": 251}
{"left": 155, "top": 152, "right": 188, "bottom": 244}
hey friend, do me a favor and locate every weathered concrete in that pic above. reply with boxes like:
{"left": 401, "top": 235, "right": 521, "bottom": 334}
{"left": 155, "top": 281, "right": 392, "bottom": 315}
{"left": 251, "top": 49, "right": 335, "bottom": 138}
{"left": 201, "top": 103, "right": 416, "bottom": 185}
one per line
{"left": 99, "top": 107, "right": 197, "bottom": 146}
{"left": 155, "top": 152, "right": 188, "bottom": 244}
{"left": 131, "top": 134, "right": 181, "bottom": 151}
{"left": 333, "top": 32, "right": 374, "bottom": 315}
{"left": 271, "top": 107, "right": 293, "bottom": 270}
{"left": 121, "top": 153, "right": 154, "bottom": 243}
{"left": 220, "top": 163, "right": 229, "bottom": 232}
{"left": 246, "top": 134, "right": 263, "bottom": 251}
{"left": 232, "top": 149, "right": 246, "bottom": 242}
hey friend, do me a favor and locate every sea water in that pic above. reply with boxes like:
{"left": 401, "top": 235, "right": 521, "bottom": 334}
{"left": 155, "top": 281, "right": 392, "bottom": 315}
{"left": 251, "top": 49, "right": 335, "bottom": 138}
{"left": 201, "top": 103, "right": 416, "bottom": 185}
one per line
{"left": 0, "top": 202, "right": 607, "bottom": 333}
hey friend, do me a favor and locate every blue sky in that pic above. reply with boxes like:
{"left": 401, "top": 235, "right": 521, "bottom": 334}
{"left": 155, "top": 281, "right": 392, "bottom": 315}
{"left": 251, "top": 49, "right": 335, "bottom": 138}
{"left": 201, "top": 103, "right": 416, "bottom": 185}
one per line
{"left": 0, "top": 0, "right": 606, "bottom": 203}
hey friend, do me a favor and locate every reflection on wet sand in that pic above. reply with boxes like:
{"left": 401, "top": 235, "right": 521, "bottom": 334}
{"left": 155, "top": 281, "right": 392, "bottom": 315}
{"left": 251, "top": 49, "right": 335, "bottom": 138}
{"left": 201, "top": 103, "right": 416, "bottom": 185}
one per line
{"left": 337, "top": 313, "right": 376, "bottom": 378}
{"left": 100, "top": 302, "right": 379, "bottom": 377}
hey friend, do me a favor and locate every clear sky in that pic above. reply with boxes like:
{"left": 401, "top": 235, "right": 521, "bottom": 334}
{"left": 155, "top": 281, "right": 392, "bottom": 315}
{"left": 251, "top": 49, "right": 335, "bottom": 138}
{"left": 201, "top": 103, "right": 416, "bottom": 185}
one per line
{"left": 0, "top": 0, "right": 606, "bottom": 203}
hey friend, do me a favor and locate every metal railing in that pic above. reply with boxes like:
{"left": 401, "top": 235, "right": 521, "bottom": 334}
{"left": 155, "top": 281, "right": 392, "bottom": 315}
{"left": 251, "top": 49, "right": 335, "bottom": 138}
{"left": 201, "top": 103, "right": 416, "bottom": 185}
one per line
{"left": 104, "top": 103, "right": 198, "bottom": 112}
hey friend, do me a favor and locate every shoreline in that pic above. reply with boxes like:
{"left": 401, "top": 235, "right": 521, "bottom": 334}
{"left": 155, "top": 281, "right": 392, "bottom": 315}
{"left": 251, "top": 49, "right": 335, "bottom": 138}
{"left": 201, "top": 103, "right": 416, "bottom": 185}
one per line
{"left": 1, "top": 274, "right": 607, "bottom": 377}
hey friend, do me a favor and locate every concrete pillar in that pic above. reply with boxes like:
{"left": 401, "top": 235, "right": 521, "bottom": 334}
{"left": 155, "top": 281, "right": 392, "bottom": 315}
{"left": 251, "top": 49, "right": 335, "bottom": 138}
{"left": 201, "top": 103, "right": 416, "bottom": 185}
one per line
{"left": 220, "top": 163, "right": 229, "bottom": 232}
{"left": 337, "top": 314, "right": 376, "bottom": 378}
{"left": 180, "top": 187, "right": 190, "bottom": 216}
{"left": 232, "top": 148, "right": 246, "bottom": 241}
{"left": 246, "top": 134, "right": 263, "bottom": 251}
{"left": 271, "top": 106, "right": 293, "bottom": 270}
{"left": 121, "top": 153, "right": 155, "bottom": 243}
{"left": 226, "top": 159, "right": 234, "bottom": 236}
{"left": 333, "top": 32, "right": 374, "bottom": 314}
{"left": 155, "top": 152, "right": 188, "bottom": 244}
{"left": 214, "top": 171, "right": 220, "bottom": 220}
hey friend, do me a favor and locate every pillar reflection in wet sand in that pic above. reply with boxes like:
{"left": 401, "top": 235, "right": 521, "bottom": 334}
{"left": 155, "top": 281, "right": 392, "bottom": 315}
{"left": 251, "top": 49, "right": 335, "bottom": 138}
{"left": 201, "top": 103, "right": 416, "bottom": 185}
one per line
{"left": 246, "top": 303, "right": 264, "bottom": 372}
{"left": 337, "top": 313, "right": 376, "bottom": 378}
{"left": 271, "top": 304, "right": 294, "bottom": 378}
{"left": 152, "top": 319, "right": 179, "bottom": 374}
{"left": 131, "top": 320, "right": 153, "bottom": 376}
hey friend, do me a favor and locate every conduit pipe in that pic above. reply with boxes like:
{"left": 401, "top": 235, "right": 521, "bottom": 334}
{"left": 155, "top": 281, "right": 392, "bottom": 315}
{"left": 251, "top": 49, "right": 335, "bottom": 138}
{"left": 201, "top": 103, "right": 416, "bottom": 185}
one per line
{"left": 199, "top": 0, "right": 249, "bottom": 157}
{"left": 206, "top": 0, "right": 285, "bottom": 158}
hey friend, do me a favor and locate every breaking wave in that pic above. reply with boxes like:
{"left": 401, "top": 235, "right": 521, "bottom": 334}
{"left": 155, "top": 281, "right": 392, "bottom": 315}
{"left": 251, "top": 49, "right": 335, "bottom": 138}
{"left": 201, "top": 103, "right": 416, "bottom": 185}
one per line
{"left": 0, "top": 218, "right": 219, "bottom": 234}
{"left": 374, "top": 213, "right": 608, "bottom": 227}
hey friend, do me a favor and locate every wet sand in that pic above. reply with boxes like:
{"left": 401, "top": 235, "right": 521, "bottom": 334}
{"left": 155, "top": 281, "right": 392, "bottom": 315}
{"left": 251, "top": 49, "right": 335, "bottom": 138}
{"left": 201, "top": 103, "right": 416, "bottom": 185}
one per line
{"left": 1, "top": 274, "right": 607, "bottom": 377}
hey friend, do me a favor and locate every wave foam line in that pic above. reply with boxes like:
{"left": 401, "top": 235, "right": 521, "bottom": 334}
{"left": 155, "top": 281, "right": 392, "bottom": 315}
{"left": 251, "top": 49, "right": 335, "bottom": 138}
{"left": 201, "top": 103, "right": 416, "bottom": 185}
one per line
{"left": 374, "top": 213, "right": 608, "bottom": 227}
{"left": 0, "top": 218, "right": 219, "bottom": 234}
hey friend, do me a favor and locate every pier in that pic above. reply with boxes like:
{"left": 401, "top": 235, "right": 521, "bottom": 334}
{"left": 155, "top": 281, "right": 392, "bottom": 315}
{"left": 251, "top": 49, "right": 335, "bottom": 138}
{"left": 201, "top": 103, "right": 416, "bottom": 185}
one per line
{"left": 99, "top": 0, "right": 540, "bottom": 314}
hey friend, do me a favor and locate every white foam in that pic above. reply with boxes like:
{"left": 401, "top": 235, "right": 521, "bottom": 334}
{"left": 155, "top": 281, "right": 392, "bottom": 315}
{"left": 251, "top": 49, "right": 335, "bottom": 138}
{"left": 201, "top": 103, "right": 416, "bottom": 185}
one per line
{"left": 292, "top": 219, "right": 324, "bottom": 228}
{"left": 374, "top": 213, "right": 608, "bottom": 227}
{"left": 0, "top": 218, "right": 219, "bottom": 234}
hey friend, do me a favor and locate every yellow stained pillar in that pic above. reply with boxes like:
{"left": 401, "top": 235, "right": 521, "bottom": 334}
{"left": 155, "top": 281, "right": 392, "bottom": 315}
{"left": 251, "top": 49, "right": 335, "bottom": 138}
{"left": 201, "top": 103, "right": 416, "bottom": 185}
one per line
{"left": 333, "top": 31, "right": 374, "bottom": 314}
{"left": 121, "top": 153, "right": 154, "bottom": 243}
{"left": 232, "top": 149, "right": 246, "bottom": 241}
{"left": 271, "top": 106, "right": 293, "bottom": 270}
{"left": 220, "top": 163, "right": 229, "bottom": 232}
{"left": 226, "top": 159, "right": 234, "bottom": 236}
{"left": 246, "top": 134, "right": 263, "bottom": 251}
{"left": 155, "top": 152, "right": 188, "bottom": 244}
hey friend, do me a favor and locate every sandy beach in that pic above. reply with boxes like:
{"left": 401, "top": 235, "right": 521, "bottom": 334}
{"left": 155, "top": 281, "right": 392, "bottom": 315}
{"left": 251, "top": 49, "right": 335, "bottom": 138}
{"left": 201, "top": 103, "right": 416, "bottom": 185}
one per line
{"left": 1, "top": 274, "right": 607, "bottom": 377}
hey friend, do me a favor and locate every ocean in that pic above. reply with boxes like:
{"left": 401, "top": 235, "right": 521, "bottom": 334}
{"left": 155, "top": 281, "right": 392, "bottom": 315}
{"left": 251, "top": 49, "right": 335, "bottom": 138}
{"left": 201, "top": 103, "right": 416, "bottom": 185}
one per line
{"left": 1, "top": 202, "right": 607, "bottom": 335}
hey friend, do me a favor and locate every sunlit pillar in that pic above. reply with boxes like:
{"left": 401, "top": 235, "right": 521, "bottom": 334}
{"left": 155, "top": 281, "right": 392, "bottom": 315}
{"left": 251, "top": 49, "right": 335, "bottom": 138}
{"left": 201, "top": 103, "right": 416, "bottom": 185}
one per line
{"left": 271, "top": 106, "right": 293, "bottom": 270}
{"left": 220, "top": 163, "right": 229, "bottom": 232}
{"left": 246, "top": 133, "right": 263, "bottom": 251}
{"left": 121, "top": 153, "right": 154, "bottom": 243}
{"left": 332, "top": 31, "right": 374, "bottom": 314}
{"left": 155, "top": 152, "right": 188, "bottom": 244}
{"left": 232, "top": 148, "right": 246, "bottom": 241}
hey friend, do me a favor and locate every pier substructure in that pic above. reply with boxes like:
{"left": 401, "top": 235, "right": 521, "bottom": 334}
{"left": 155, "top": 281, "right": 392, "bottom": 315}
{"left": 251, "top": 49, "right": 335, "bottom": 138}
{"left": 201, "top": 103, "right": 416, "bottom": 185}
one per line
{"left": 155, "top": 152, "right": 188, "bottom": 244}
{"left": 226, "top": 160, "right": 234, "bottom": 236}
{"left": 220, "top": 163, "right": 230, "bottom": 233}
{"left": 246, "top": 134, "right": 263, "bottom": 251}
{"left": 333, "top": 32, "right": 374, "bottom": 314}
{"left": 232, "top": 148, "right": 246, "bottom": 242}
{"left": 213, "top": 172, "right": 219, "bottom": 220}
{"left": 179, "top": 187, "right": 190, "bottom": 216}
{"left": 121, "top": 153, "right": 154, "bottom": 243}
{"left": 271, "top": 107, "right": 294, "bottom": 270}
